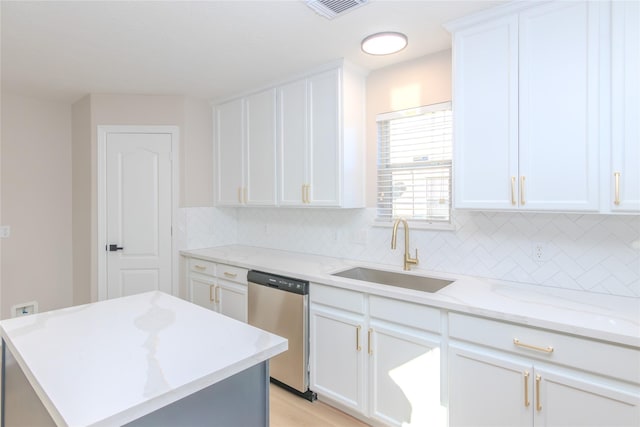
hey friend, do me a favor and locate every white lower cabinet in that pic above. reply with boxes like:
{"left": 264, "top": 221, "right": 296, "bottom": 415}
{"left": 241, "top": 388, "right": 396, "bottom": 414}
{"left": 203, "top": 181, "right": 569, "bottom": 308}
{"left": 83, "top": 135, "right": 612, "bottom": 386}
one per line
{"left": 187, "top": 258, "right": 248, "bottom": 323}
{"left": 310, "top": 305, "right": 365, "bottom": 413}
{"left": 369, "top": 320, "right": 443, "bottom": 427}
{"left": 310, "top": 284, "right": 443, "bottom": 427}
{"left": 449, "top": 345, "right": 531, "bottom": 427}
{"left": 215, "top": 279, "right": 247, "bottom": 323}
{"left": 448, "top": 313, "right": 640, "bottom": 427}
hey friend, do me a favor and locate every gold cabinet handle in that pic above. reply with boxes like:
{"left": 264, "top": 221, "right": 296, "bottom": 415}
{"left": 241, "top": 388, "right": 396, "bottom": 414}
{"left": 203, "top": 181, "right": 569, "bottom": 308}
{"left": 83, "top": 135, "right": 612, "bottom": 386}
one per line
{"left": 244, "top": 187, "right": 248, "bottom": 204}
{"left": 511, "top": 176, "right": 517, "bottom": 205}
{"left": 237, "top": 187, "right": 242, "bottom": 204}
{"left": 513, "top": 338, "right": 553, "bottom": 353}
{"left": 614, "top": 172, "right": 621, "bottom": 205}
{"left": 368, "top": 329, "right": 373, "bottom": 355}
{"left": 209, "top": 285, "right": 214, "bottom": 302}
{"left": 194, "top": 265, "right": 207, "bottom": 271}
{"left": 535, "top": 374, "right": 542, "bottom": 411}
{"left": 356, "top": 325, "right": 362, "bottom": 351}
{"left": 524, "top": 371, "right": 530, "bottom": 407}
{"left": 301, "top": 184, "right": 306, "bottom": 203}
{"left": 305, "top": 185, "right": 311, "bottom": 204}
{"left": 223, "top": 271, "right": 237, "bottom": 278}
{"left": 215, "top": 286, "right": 220, "bottom": 304}
{"left": 520, "top": 176, "right": 526, "bottom": 205}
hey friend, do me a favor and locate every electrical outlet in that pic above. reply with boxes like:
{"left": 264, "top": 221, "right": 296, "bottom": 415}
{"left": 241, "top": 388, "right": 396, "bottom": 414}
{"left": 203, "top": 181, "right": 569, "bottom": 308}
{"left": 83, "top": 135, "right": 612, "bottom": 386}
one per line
{"left": 11, "top": 301, "right": 38, "bottom": 317}
{"left": 532, "top": 242, "right": 547, "bottom": 262}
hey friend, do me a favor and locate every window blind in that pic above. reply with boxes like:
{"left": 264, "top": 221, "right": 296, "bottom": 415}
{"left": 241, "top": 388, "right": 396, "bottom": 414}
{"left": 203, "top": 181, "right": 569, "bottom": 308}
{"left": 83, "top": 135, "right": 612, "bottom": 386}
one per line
{"left": 376, "top": 102, "right": 453, "bottom": 223}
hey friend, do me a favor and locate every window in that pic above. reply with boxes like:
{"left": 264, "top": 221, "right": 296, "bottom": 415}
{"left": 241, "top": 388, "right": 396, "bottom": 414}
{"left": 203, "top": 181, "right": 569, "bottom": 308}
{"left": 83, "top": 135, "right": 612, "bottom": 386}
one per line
{"left": 376, "top": 102, "right": 453, "bottom": 224}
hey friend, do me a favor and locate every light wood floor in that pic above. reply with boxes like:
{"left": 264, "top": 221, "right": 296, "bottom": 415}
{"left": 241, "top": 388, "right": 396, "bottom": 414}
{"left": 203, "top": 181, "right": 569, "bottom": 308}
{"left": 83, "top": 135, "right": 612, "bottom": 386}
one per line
{"left": 270, "top": 384, "right": 370, "bottom": 427}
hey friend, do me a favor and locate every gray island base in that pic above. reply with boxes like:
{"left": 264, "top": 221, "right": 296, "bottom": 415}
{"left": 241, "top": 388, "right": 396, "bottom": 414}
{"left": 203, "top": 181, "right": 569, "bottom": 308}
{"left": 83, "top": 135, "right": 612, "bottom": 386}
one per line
{"left": 2, "top": 341, "right": 270, "bottom": 427}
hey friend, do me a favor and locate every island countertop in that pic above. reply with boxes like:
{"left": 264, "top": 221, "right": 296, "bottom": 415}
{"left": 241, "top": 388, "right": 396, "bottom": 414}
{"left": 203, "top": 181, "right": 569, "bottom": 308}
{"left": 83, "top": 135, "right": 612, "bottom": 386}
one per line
{"left": 0, "top": 291, "right": 287, "bottom": 427}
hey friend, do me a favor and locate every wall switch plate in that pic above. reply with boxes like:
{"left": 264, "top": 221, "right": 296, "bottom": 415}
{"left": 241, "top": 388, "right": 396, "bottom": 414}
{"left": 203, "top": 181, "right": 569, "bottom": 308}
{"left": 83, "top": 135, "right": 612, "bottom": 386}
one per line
{"left": 532, "top": 242, "right": 547, "bottom": 262}
{"left": 11, "top": 301, "right": 38, "bottom": 317}
{"left": 0, "top": 226, "right": 10, "bottom": 238}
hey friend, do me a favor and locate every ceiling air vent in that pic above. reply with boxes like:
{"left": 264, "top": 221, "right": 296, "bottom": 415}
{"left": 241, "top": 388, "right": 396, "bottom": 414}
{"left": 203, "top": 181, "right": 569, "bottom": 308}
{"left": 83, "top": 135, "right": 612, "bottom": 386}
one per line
{"left": 306, "top": 0, "right": 369, "bottom": 20}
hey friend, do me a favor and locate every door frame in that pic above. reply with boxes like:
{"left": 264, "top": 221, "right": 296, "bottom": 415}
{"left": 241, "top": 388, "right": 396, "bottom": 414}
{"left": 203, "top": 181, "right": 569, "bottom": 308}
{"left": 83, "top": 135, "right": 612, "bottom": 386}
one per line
{"left": 97, "top": 125, "right": 180, "bottom": 301}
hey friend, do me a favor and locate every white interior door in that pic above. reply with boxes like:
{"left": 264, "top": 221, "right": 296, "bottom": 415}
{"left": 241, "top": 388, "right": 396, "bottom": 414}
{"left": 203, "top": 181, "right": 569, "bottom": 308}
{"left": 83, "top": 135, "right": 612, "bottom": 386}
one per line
{"left": 105, "top": 131, "right": 173, "bottom": 299}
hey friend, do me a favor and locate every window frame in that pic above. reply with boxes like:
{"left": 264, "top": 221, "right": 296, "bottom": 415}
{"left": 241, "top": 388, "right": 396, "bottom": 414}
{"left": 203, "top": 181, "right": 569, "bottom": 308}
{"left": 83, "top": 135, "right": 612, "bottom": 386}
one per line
{"left": 374, "top": 101, "right": 455, "bottom": 231}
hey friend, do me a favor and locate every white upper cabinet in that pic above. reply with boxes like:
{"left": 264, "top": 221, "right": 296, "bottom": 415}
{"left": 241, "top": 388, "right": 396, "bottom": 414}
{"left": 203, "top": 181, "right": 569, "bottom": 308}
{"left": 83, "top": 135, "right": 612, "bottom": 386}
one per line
{"left": 214, "top": 89, "right": 277, "bottom": 206}
{"left": 449, "top": 1, "right": 602, "bottom": 212}
{"left": 610, "top": 0, "right": 640, "bottom": 212}
{"left": 451, "top": 15, "right": 519, "bottom": 209}
{"left": 279, "top": 78, "right": 309, "bottom": 206}
{"left": 278, "top": 65, "right": 365, "bottom": 207}
{"left": 215, "top": 61, "right": 365, "bottom": 209}
{"left": 245, "top": 89, "right": 277, "bottom": 206}
{"left": 215, "top": 98, "right": 244, "bottom": 206}
{"left": 518, "top": 1, "right": 600, "bottom": 211}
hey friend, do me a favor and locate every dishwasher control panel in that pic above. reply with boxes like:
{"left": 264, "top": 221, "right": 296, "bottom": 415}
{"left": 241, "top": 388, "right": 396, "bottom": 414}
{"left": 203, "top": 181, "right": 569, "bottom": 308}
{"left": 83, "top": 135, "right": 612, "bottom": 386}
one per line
{"left": 247, "top": 270, "right": 309, "bottom": 295}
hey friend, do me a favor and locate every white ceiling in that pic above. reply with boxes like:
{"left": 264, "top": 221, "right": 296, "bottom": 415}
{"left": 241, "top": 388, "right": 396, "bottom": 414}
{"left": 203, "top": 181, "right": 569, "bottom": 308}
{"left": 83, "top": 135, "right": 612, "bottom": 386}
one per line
{"left": 1, "top": 0, "right": 505, "bottom": 104}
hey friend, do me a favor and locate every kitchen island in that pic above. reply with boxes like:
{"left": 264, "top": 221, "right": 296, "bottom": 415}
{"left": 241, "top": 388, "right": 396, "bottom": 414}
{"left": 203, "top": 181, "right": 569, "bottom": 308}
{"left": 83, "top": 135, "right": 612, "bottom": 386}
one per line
{"left": 1, "top": 291, "right": 287, "bottom": 426}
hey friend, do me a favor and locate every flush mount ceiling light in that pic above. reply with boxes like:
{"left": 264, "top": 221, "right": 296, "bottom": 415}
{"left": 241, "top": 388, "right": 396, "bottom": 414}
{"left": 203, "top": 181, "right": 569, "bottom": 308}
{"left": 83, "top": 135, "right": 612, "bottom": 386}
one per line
{"left": 361, "top": 32, "right": 408, "bottom": 55}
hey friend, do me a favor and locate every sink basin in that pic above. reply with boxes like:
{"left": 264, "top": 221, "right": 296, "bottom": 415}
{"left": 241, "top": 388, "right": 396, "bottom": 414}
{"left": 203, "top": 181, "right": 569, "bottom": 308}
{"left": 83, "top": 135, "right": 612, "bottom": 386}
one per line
{"left": 331, "top": 267, "right": 453, "bottom": 293}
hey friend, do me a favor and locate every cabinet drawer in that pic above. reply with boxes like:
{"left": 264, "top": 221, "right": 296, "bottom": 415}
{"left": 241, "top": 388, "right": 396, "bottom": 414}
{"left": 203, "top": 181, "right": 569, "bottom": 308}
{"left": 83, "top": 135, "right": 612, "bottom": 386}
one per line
{"left": 370, "top": 296, "right": 441, "bottom": 333}
{"left": 189, "top": 258, "right": 216, "bottom": 276}
{"left": 449, "top": 313, "right": 640, "bottom": 384}
{"left": 310, "top": 283, "right": 365, "bottom": 315}
{"left": 215, "top": 264, "right": 247, "bottom": 284}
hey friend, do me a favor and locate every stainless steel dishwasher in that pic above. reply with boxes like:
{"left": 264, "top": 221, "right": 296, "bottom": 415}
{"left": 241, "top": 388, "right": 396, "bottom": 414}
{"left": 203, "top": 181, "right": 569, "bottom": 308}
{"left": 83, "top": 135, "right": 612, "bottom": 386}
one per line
{"left": 247, "top": 270, "right": 316, "bottom": 401}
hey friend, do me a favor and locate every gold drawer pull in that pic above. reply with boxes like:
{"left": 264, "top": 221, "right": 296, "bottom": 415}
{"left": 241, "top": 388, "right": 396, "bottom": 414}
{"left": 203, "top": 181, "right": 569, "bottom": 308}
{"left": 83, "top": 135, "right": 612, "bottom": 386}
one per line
{"left": 223, "top": 271, "right": 237, "bottom": 278}
{"left": 209, "top": 285, "right": 214, "bottom": 302}
{"left": 511, "top": 176, "right": 516, "bottom": 205}
{"left": 356, "top": 325, "right": 362, "bottom": 351}
{"left": 520, "top": 176, "right": 526, "bottom": 205}
{"left": 215, "top": 286, "right": 220, "bottom": 303}
{"left": 368, "top": 328, "right": 373, "bottom": 355}
{"left": 536, "top": 374, "right": 542, "bottom": 411}
{"left": 513, "top": 338, "right": 553, "bottom": 353}
{"left": 524, "top": 371, "right": 530, "bottom": 407}
{"left": 614, "top": 172, "right": 621, "bottom": 205}
{"left": 194, "top": 265, "right": 207, "bottom": 271}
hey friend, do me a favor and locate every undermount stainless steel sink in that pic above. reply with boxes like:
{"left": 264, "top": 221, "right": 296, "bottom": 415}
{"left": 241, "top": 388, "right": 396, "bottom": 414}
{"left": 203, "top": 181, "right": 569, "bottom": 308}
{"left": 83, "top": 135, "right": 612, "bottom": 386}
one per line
{"left": 331, "top": 267, "right": 454, "bottom": 293}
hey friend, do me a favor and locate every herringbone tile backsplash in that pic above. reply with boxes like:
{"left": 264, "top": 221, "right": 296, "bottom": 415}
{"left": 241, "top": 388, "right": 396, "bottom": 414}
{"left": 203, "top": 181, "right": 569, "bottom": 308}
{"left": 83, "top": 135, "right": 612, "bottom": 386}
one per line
{"left": 181, "top": 207, "right": 640, "bottom": 297}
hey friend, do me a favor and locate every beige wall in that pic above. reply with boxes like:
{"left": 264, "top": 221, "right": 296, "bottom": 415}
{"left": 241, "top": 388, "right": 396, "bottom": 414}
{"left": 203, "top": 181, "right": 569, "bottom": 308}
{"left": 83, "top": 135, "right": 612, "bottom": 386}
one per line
{"left": 365, "top": 49, "right": 452, "bottom": 207}
{"left": 71, "top": 95, "right": 92, "bottom": 305}
{"left": 1, "top": 94, "right": 73, "bottom": 318}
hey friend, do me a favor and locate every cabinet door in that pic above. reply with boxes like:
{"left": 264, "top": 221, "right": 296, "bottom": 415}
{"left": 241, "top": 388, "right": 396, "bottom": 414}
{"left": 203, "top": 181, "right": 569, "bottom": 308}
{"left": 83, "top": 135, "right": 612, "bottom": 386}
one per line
{"left": 310, "top": 305, "right": 365, "bottom": 414}
{"left": 518, "top": 1, "right": 600, "bottom": 211}
{"left": 452, "top": 15, "right": 519, "bottom": 209}
{"left": 245, "top": 89, "right": 277, "bottom": 206}
{"left": 534, "top": 366, "right": 640, "bottom": 427}
{"left": 217, "top": 280, "right": 247, "bottom": 323}
{"left": 449, "top": 344, "right": 531, "bottom": 427}
{"left": 215, "top": 99, "right": 244, "bottom": 206}
{"left": 189, "top": 276, "right": 216, "bottom": 311}
{"left": 369, "top": 322, "right": 444, "bottom": 427}
{"left": 611, "top": 0, "right": 640, "bottom": 212}
{"left": 278, "top": 79, "right": 308, "bottom": 206}
{"left": 308, "top": 69, "right": 340, "bottom": 206}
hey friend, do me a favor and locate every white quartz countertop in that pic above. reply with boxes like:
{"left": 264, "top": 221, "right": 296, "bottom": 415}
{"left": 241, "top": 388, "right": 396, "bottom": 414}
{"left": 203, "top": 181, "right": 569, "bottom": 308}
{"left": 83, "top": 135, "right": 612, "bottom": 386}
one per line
{"left": 0, "top": 291, "right": 287, "bottom": 427}
{"left": 182, "top": 245, "right": 640, "bottom": 348}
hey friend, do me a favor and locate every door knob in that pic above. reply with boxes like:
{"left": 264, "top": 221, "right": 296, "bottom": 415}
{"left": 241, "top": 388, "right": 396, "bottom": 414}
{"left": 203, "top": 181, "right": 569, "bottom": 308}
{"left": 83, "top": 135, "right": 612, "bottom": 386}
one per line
{"left": 107, "top": 244, "right": 124, "bottom": 252}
